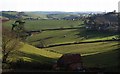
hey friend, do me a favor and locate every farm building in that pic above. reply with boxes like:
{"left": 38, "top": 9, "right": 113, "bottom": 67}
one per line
{"left": 53, "top": 53, "right": 84, "bottom": 71}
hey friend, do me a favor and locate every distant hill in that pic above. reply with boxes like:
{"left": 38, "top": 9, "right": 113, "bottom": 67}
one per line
{"left": 1, "top": 11, "right": 47, "bottom": 19}
{"left": 1, "top": 11, "right": 103, "bottom": 20}
{"left": 30, "top": 11, "right": 102, "bottom": 14}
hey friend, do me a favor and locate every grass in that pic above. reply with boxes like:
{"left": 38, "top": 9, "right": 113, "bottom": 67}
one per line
{"left": 3, "top": 20, "right": 83, "bottom": 31}
{"left": 82, "top": 49, "right": 119, "bottom": 69}
{"left": 24, "top": 20, "right": 83, "bottom": 31}
{"left": 10, "top": 43, "right": 62, "bottom": 64}
{"left": 47, "top": 14, "right": 71, "bottom": 19}
{"left": 25, "top": 12, "right": 48, "bottom": 19}
{"left": 3, "top": 19, "right": 119, "bottom": 70}
{"left": 1, "top": 11, "right": 47, "bottom": 19}
{"left": 45, "top": 42, "right": 118, "bottom": 55}
{"left": 45, "top": 41, "right": 119, "bottom": 69}
{"left": 26, "top": 29, "right": 79, "bottom": 46}
{"left": 20, "top": 43, "right": 61, "bottom": 58}
{"left": 2, "top": 11, "right": 17, "bottom": 16}
{"left": 10, "top": 41, "right": 119, "bottom": 69}
{"left": 26, "top": 29, "right": 117, "bottom": 47}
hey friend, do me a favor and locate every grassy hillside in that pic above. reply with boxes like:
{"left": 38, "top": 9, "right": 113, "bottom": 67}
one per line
{"left": 25, "top": 20, "right": 82, "bottom": 30}
{"left": 83, "top": 49, "right": 119, "bottom": 71}
{"left": 45, "top": 42, "right": 118, "bottom": 55}
{"left": 45, "top": 41, "right": 119, "bottom": 70}
{"left": 3, "top": 20, "right": 83, "bottom": 31}
{"left": 25, "top": 12, "right": 48, "bottom": 19}
{"left": 47, "top": 14, "right": 71, "bottom": 19}
{"left": 10, "top": 42, "right": 119, "bottom": 69}
{"left": 11, "top": 43, "right": 62, "bottom": 64}
{"left": 1, "top": 11, "right": 47, "bottom": 19}
{"left": 26, "top": 29, "right": 117, "bottom": 47}
{"left": 2, "top": 14, "right": 119, "bottom": 71}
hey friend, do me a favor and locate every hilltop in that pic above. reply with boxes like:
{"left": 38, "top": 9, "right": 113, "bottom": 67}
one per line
{"left": 1, "top": 11, "right": 103, "bottom": 20}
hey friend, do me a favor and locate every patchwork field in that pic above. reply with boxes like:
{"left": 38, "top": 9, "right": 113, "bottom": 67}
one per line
{"left": 46, "top": 41, "right": 119, "bottom": 69}
{"left": 26, "top": 29, "right": 117, "bottom": 47}
{"left": 10, "top": 41, "right": 119, "bottom": 69}
{"left": 2, "top": 18, "right": 119, "bottom": 71}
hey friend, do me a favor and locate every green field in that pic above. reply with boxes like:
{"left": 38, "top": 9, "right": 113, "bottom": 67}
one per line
{"left": 24, "top": 12, "right": 48, "bottom": 19}
{"left": 45, "top": 42, "right": 118, "bottom": 55}
{"left": 1, "top": 11, "right": 48, "bottom": 19}
{"left": 3, "top": 18, "right": 119, "bottom": 71}
{"left": 3, "top": 20, "right": 117, "bottom": 47}
{"left": 45, "top": 42, "right": 119, "bottom": 68}
{"left": 10, "top": 43, "right": 62, "bottom": 64}
{"left": 10, "top": 41, "right": 119, "bottom": 69}
{"left": 3, "top": 20, "right": 83, "bottom": 31}
{"left": 26, "top": 29, "right": 117, "bottom": 47}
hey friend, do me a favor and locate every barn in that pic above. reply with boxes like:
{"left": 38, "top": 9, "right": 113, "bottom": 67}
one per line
{"left": 53, "top": 53, "right": 84, "bottom": 71}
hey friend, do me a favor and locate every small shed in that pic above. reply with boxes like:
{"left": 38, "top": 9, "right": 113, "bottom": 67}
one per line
{"left": 54, "top": 53, "right": 83, "bottom": 71}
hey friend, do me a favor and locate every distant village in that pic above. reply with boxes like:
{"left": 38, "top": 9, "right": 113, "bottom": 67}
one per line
{"left": 84, "top": 10, "right": 119, "bottom": 32}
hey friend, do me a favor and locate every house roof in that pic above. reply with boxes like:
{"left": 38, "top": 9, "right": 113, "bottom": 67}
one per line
{"left": 57, "top": 53, "right": 82, "bottom": 67}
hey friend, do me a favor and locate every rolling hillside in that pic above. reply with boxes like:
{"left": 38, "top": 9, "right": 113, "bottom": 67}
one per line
{"left": 2, "top": 11, "right": 119, "bottom": 71}
{"left": 10, "top": 42, "right": 119, "bottom": 70}
{"left": 11, "top": 43, "right": 62, "bottom": 64}
{"left": 1, "top": 11, "right": 48, "bottom": 19}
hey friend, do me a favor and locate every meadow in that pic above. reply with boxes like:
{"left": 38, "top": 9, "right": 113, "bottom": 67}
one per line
{"left": 3, "top": 20, "right": 83, "bottom": 31}
{"left": 3, "top": 20, "right": 117, "bottom": 47}
{"left": 26, "top": 29, "right": 117, "bottom": 47}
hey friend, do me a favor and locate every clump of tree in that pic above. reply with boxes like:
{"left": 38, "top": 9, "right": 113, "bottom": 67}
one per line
{"left": 2, "top": 26, "right": 22, "bottom": 63}
{"left": 11, "top": 20, "right": 28, "bottom": 41}
{"left": 84, "top": 11, "right": 118, "bottom": 32}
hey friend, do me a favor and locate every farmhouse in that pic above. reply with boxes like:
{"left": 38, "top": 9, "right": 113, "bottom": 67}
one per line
{"left": 53, "top": 53, "right": 83, "bottom": 71}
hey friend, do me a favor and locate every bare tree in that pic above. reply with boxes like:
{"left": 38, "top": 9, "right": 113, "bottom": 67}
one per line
{"left": 2, "top": 26, "right": 22, "bottom": 63}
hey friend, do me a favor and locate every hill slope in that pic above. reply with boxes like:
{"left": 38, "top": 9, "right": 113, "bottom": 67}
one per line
{"left": 13, "top": 43, "right": 62, "bottom": 64}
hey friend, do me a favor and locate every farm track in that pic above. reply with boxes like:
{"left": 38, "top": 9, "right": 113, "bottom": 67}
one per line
{"left": 37, "top": 39, "right": 120, "bottom": 48}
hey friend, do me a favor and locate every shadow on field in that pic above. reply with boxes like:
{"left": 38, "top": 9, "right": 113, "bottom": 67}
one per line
{"left": 76, "top": 29, "right": 118, "bottom": 39}
{"left": 82, "top": 49, "right": 120, "bottom": 72}
{"left": 2, "top": 51, "right": 58, "bottom": 72}
{"left": 16, "top": 51, "right": 57, "bottom": 64}
{"left": 31, "top": 36, "right": 54, "bottom": 42}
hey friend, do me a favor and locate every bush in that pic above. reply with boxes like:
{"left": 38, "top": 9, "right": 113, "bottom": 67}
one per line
{"left": 2, "top": 63, "right": 11, "bottom": 69}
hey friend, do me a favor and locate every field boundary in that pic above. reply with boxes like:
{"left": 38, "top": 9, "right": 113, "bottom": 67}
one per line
{"left": 37, "top": 39, "right": 120, "bottom": 48}
{"left": 26, "top": 27, "right": 82, "bottom": 34}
